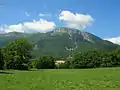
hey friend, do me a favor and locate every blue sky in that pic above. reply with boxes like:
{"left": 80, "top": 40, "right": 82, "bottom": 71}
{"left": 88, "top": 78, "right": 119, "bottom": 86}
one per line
{"left": 0, "top": 0, "right": 120, "bottom": 44}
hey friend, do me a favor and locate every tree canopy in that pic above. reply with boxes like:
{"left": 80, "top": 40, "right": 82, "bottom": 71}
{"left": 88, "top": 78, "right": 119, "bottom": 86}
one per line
{"left": 69, "top": 49, "right": 120, "bottom": 69}
{"left": 33, "top": 56, "right": 55, "bottom": 69}
{"left": 3, "top": 39, "right": 33, "bottom": 70}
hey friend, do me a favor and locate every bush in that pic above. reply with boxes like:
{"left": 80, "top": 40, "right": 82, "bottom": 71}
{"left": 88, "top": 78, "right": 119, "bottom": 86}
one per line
{"left": 34, "top": 56, "right": 55, "bottom": 69}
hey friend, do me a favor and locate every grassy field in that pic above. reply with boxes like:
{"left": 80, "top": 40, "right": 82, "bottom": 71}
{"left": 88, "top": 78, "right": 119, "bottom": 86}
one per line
{"left": 0, "top": 68, "right": 120, "bottom": 90}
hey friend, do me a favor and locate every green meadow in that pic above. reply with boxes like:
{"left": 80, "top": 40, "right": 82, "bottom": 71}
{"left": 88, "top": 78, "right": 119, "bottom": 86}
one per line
{"left": 0, "top": 68, "right": 120, "bottom": 90}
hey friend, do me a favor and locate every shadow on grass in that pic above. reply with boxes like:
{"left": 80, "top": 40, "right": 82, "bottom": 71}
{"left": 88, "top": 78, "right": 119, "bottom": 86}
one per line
{"left": 0, "top": 71, "right": 14, "bottom": 74}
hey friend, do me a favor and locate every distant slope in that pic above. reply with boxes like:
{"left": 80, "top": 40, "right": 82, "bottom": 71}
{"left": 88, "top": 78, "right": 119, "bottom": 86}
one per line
{"left": 0, "top": 27, "right": 119, "bottom": 57}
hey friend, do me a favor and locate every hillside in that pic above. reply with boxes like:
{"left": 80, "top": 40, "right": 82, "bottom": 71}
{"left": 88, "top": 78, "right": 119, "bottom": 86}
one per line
{"left": 0, "top": 27, "right": 119, "bottom": 57}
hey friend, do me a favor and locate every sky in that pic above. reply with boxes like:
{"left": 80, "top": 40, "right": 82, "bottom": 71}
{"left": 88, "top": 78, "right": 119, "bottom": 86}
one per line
{"left": 0, "top": 0, "right": 120, "bottom": 44}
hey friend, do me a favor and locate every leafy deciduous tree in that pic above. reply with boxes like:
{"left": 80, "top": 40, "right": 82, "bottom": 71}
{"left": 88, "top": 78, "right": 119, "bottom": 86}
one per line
{"left": 3, "top": 39, "right": 33, "bottom": 70}
{"left": 35, "top": 56, "right": 55, "bottom": 69}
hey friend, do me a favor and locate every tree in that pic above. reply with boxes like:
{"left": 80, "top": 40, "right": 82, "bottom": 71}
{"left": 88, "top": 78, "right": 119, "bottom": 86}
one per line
{"left": 111, "top": 48, "right": 120, "bottom": 66}
{"left": 70, "top": 52, "right": 87, "bottom": 68}
{"left": 3, "top": 39, "right": 33, "bottom": 70}
{"left": 86, "top": 50, "right": 102, "bottom": 68}
{"left": 0, "top": 48, "right": 4, "bottom": 69}
{"left": 70, "top": 50, "right": 103, "bottom": 69}
{"left": 35, "top": 56, "right": 55, "bottom": 69}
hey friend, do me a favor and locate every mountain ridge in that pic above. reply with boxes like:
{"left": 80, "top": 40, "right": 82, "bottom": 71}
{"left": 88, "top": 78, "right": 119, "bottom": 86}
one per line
{"left": 0, "top": 27, "right": 119, "bottom": 57}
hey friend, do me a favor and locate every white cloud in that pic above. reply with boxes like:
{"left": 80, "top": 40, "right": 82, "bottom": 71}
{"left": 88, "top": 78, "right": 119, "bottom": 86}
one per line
{"left": 0, "top": 19, "right": 56, "bottom": 33}
{"left": 23, "top": 19, "right": 55, "bottom": 32}
{"left": 39, "top": 13, "right": 45, "bottom": 17}
{"left": 104, "top": 37, "right": 120, "bottom": 45}
{"left": 7, "top": 24, "right": 25, "bottom": 33}
{"left": 59, "top": 10, "right": 93, "bottom": 30}
{"left": 39, "top": 13, "right": 52, "bottom": 17}
{"left": 25, "top": 12, "right": 30, "bottom": 17}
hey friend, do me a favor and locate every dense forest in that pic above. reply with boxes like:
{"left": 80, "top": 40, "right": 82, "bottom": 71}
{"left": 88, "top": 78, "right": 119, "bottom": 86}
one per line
{"left": 0, "top": 39, "right": 120, "bottom": 70}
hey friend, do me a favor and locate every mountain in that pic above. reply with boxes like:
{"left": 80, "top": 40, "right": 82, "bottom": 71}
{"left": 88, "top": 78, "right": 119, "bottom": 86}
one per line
{"left": 0, "top": 32, "right": 31, "bottom": 47}
{"left": 0, "top": 27, "right": 119, "bottom": 57}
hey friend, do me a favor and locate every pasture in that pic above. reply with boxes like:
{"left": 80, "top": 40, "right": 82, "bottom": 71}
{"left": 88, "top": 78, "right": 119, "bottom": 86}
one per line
{"left": 0, "top": 68, "right": 120, "bottom": 90}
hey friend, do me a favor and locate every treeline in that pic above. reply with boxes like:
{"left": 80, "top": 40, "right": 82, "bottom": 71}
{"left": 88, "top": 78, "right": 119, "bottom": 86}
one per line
{"left": 0, "top": 39, "right": 57, "bottom": 70}
{"left": 68, "top": 50, "right": 120, "bottom": 68}
{"left": 0, "top": 39, "right": 120, "bottom": 70}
